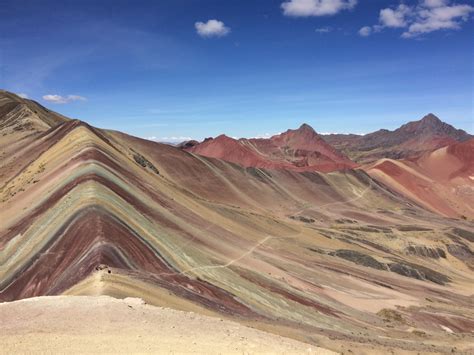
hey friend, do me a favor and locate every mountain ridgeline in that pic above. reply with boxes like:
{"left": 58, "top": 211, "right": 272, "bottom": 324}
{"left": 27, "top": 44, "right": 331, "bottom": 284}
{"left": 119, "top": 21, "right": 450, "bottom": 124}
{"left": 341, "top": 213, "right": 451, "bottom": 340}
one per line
{"left": 322, "top": 113, "right": 472, "bottom": 163}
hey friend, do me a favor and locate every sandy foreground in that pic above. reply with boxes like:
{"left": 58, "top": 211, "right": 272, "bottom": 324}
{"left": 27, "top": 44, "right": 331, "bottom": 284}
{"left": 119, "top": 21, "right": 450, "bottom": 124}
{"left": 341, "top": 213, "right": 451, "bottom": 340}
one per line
{"left": 0, "top": 295, "right": 335, "bottom": 354}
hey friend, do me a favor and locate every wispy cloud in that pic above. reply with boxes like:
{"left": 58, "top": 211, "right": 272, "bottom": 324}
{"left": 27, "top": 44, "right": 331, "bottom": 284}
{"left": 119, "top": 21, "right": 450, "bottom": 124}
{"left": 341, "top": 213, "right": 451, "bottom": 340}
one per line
{"left": 358, "top": 26, "right": 372, "bottom": 37}
{"left": 315, "top": 26, "right": 332, "bottom": 33}
{"left": 250, "top": 132, "right": 281, "bottom": 139}
{"left": 1, "top": 20, "right": 188, "bottom": 93}
{"left": 42, "top": 94, "right": 87, "bottom": 104}
{"left": 403, "top": 1, "right": 473, "bottom": 38}
{"left": 320, "top": 131, "right": 367, "bottom": 135}
{"left": 195, "top": 19, "right": 230, "bottom": 38}
{"left": 17, "top": 93, "right": 28, "bottom": 99}
{"left": 281, "top": 0, "right": 357, "bottom": 17}
{"left": 359, "top": 0, "right": 473, "bottom": 38}
{"left": 146, "top": 136, "right": 193, "bottom": 142}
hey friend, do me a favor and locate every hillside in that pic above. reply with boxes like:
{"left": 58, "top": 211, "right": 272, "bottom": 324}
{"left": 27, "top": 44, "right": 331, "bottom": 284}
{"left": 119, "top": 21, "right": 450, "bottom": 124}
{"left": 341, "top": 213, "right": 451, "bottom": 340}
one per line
{"left": 186, "top": 123, "right": 357, "bottom": 172}
{"left": 365, "top": 139, "right": 474, "bottom": 219}
{"left": 0, "top": 89, "right": 68, "bottom": 135}
{"left": 1, "top": 91, "right": 473, "bottom": 354}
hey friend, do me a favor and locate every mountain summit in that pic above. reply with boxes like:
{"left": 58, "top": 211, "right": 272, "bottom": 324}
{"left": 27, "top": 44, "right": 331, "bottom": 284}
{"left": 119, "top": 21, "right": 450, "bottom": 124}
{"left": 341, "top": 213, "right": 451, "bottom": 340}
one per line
{"left": 398, "top": 113, "right": 470, "bottom": 140}
{"left": 186, "top": 123, "right": 357, "bottom": 172}
{"left": 296, "top": 123, "right": 315, "bottom": 132}
{"left": 276, "top": 123, "right": 322, "bottom": 144}
{"left": 323, "top": 113, "right": 472, "bottom": 163}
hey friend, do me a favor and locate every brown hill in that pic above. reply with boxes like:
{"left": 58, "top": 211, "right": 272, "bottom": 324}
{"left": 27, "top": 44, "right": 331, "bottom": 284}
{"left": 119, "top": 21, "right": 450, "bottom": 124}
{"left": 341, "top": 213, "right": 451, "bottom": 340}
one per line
{"left": 186, "top": 124, "right": 357, "bottom": 172}
{"left": 0, "top": 90, "right": 68, "bottom": 133}
{"left": 323, "top": 114, "right": 472, "bottom": 163}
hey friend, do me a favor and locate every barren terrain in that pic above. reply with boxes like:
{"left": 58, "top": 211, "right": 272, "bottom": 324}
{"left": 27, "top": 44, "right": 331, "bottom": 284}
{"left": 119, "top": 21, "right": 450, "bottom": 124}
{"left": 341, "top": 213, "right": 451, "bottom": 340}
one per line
{"left": 0, "top": 296, "right": 335, "bottom": 354}
{"left": 1, "top": 91, "right": 473, "bottom": 354}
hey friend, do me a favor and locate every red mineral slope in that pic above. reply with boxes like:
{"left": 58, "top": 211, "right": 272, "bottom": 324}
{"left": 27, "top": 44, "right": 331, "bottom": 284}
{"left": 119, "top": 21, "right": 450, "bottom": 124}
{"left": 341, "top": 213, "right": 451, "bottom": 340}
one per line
{"left": 366, "top": 139, "right": 474, "bottom": 218}
{"left": 186, "top": 124, "right": 357, "bottom": 172}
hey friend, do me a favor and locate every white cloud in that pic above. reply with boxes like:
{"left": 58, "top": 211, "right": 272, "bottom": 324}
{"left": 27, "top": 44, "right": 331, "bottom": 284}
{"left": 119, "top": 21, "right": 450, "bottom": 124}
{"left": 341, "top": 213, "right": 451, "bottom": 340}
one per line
{"left": 42, "top": 94, "right": 87, "bottom": 104}
{"left": 315, "top": 26, "right": 332, "bottom": 33}
{"left": 320, "top": 131, "right": 367, "bottom": 135}
{"left": 17, "top": 93, "right": 28, "bottom": 99}
{"left": 281, "top": 0, "right": 357, "bottom": 17}
{"left": 146, "top": 136, "right": 193, "bottom": 143}
{"left": 423, "top": 0, "right": 448, "bottom": 8}
{"left": 379, "top": 4, "right": 411, "bottom": 28}
{"left": 403, "top": 3, "right": 473, "bottom": 37}
{"left": 358, "top": 26, "right": 372, "bottom": 36}
{"left": 360, "top": 0, "right": 473, "bottom": 38}
{"left": 250, "top": 132, "right": 281, "bottom": 139}
{"left": 195, "top": 19, "right": 230, "bottom": 38}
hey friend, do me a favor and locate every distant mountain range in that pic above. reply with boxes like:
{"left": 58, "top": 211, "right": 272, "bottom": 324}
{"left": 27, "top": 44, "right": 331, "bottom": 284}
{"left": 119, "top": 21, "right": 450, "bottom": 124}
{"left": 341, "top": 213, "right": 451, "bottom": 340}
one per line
{"left": 185, "top": 123, "right": 356, "bottom": 172}
{"left": 181, "top": 113, "right": 471, "bottom": 169}
{"left": 322, "top": 113, "right": 472, "bottom": 163}
{"left": 178, "top": 112, "right": 473, "bottom": 218}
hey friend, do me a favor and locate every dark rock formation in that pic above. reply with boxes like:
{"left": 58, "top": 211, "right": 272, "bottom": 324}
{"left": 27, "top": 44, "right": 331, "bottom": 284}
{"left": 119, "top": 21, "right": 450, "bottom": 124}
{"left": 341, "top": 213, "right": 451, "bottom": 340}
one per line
{"left": 405, "top": 245, "right": 446, "bottom": 259}
{"left": 388, "top": 262, "right": 450, "bottom": 285}
{"left": 329, "top": 249, "right": 386, "bottom": 270}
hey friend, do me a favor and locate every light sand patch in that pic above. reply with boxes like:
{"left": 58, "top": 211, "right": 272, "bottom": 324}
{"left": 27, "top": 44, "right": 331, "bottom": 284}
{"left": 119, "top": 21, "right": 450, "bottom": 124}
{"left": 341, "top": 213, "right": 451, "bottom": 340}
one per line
{"left": 373, "top": 158, "right": 434, "bottom": 183}
{"left": 430, "top": 146, "right": 448, "bottom": 158}
{"left": 0, "top": 295, "right": 335, "bottom": 354}
{"left": 323, "top": 274, "right": 419, "bottom": 313}
{"left": 440, "top": 325, "right": 454, "bottom": 334}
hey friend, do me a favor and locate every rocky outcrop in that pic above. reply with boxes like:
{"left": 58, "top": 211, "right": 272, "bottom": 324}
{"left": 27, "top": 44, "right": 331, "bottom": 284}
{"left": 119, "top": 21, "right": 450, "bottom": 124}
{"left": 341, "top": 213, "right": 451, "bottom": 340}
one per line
{"left": 329, "top": 249, "right": 450, "bottom": 285}
{"left": 405, "top": 245, "right": 446, "bottom": 259}
{"left": 447, "top": 244, "right": 474, "bottom": 269}
{"left": 387, "top": 262, "right": 450, "bottom": 285}
{"left": 329, "top": 250, "right": 386, "bottom": 270}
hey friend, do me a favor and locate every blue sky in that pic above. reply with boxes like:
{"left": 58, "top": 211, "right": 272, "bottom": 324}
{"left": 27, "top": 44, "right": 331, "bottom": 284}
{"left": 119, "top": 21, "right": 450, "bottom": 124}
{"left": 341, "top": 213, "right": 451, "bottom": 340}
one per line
{"left": 1, "top": 0, "right": 472, "bottom": 141}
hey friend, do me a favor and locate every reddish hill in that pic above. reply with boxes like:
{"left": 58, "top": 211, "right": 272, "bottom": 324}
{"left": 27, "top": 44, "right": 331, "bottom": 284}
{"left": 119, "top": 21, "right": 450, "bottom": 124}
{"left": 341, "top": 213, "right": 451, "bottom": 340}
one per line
{"left": 445, "top": 138, "right": 474, "bottom": 178}
{"left": 366, "top": 138, "right": 474, "bottom": 218}
{"left": 323, "top": 114, "right": 472, "bottom": 163}
{"left": 186, "top": 124, "right": 357, "bottom": 172}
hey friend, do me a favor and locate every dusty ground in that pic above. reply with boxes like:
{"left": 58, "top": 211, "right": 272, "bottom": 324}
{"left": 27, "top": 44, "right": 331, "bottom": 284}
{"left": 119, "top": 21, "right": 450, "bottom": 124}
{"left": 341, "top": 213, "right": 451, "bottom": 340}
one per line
{"left": 0, "top": 295, "right": 335, "bottom": 354}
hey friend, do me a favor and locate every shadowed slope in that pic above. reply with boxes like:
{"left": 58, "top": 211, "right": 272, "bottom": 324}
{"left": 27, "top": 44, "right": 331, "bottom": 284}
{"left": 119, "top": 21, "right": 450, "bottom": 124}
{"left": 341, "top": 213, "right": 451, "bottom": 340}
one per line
{"left": 0, "top": 91, "right": 70, "bottom": 186}
{"left": 0, "top": 90, "right": 68, "bottom": 136}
